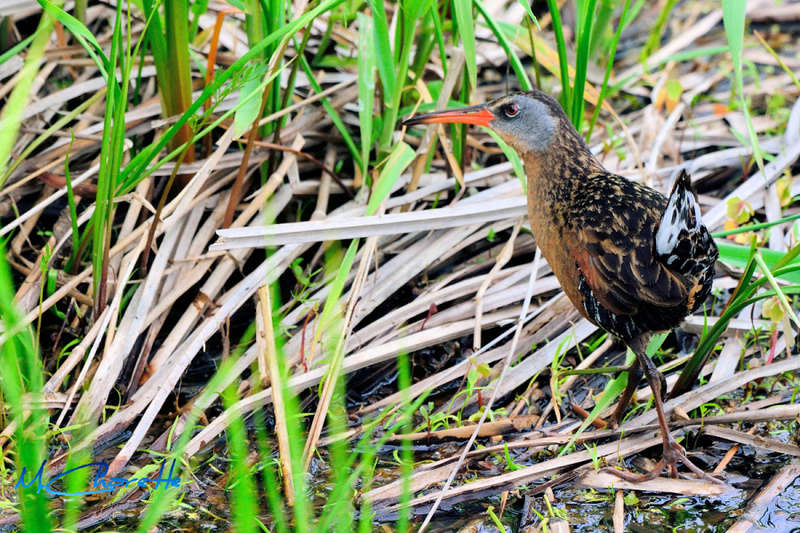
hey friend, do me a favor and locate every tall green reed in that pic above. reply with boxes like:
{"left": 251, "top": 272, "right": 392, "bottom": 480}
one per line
{"left": 91, "top": 1, "right": 132, "bottom": 311}
{"left": 546, "top": 0, "right": 633, "bottom": 132}
{"left": 370, "top": 0, "right": 436, "bottom": 158}
{"left": 722, "top": 0, "right": 765, "bottom": 175}
{"left": 142, "top": 0, "right": 195, "bottom": 166}
{"left": 0, "top": 250, "right": 52, "bottom": 533}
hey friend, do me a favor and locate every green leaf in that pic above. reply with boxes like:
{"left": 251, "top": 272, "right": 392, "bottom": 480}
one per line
{"left": 0, "top": 33, "right": 35, "bottom": 67}
{"left": 38, "top": 0, "right": 109, "bottom": 77}
{"left": 233, "top": 65, "right": 268, "bottom": 137}
{"left": 624, "top": 492, "right": 640, "bottom": 506}
{"left": 586, "top": 0, "right": 634, "bottom": 140}
{"left": 570, "top": 0, "right": 597, "bottom": 127}
{"left": 367, "top": 0, "right": 396, "bottom": 103}
{"left": 716, "top": 240, "right": 800, "bottom": 283}
{"left": 665, "top": 78, "right": 682, "bottom": 102}
{"left": 516, "top": 0, "right": 541, "bottom": 29}
{"left": 546, "top": 0, "right": 571, "bottom": 111}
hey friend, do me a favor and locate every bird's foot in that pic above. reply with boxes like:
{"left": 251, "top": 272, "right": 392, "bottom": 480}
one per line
{"left": 602, "top": 433, "right": 724, "bottom": 484}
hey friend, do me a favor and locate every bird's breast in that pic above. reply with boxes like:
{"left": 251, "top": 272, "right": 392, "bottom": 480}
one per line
{"left": 525, "top": 191, "right": 586, "bottom": 317}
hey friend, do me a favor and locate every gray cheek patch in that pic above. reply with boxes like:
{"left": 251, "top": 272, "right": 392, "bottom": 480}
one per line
{"left": 505, "top": 99, "right": 556, "bottom": 153}
{"left": 521, "top": 112, "right": 556, "bottom": 152}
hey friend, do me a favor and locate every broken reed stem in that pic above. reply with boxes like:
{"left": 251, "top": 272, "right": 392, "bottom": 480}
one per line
{"left": 302, "top": 230, "right": 381, "bottom": 470}
{"left": 474, "top": 219, "right": 522, "bottom": 351}
{"left": 418, "top": 246, "right": 544, "bottom": 532}
{"left": 257, "top": 284, "right": 295, "bottom": 505}
{"left": 613, "top": 489, "right": 624, "bottom": 533}
{"left": 312, "top": 147, "right": 335, "bottom": 221}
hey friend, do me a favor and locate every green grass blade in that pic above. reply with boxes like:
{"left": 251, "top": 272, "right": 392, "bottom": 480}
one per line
{"left": 754, "top": 252, "right": 800, "bottom": 328}
{"left": 0, "top": 2, "right": 60, "bottom": 182}
{"left": 357, "top": 13, "right": 377, "bottom": 177}
{"left": 712, "top": 212, "right": 800, "bottom": 238}
{"left": 586, "top": 0, "right": 633, "bottom": 140}
{"left": 639, "top": 0, "right": 676, "bottom": 63}
{"left": 298, "top": 53, "right": 362, "bottom": 171}
{"left": 38, "top": 0, "right": 108, "bottom": 77}
{"left": 367, "top": 0, "right": 396, "bottom": 105}
{"left": 570, "top": 0, "right": 597, "bottom": 128}
{"left": 453, "top": 0, "right": 477, "bottom": 90}
{"left": 64, "top": 138, "right": 80, "bottom": 264}
{"left": 485, "top": 129, "right": 526, "bottom": 190}
{"left": 0, "top": 32, "right": 35, "bottom": 66}
{"left": 0, "top": 248, "right": 52, "bottom": 533}
{"left": 90, "top": 0, "right": 130, "bottom": 304}
{"left": 222, "top": 383, "right": 259, "bottom": 533}
{"left": 475, "top": 0, "right": 532, "bottom": 91}
{"left": 366, "top": 141, "right": 415, "bottom": 215}
{"left": 589, "top": 0, "right": 615, "bottom": 58}
{"left": 430, "top": 6, "right": 448, "bottom": 77}
{"left": 396, "top": 352, "right": 413, "bottom": 533}
{"left": 723, "top": 0, "right": 765, "bottom": 175}
{"left": 546, "top": 0, "right": 571, "bottom": 111}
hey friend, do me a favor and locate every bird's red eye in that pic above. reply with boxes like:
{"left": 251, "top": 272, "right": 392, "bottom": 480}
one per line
{"left": 504, "top": 102, "right": 520, "bottom": 117}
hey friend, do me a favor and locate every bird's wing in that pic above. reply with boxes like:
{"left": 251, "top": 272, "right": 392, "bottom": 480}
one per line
{"left": 566, "top": 179, "right": 688, "bottom": 316}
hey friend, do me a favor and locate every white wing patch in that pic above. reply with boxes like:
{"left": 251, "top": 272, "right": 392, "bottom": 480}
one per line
{"left": 655, "top": 172, "right": 702, "bottom": 261}
{"left": 654, "top": 170, "right": 718, "bottom": 313}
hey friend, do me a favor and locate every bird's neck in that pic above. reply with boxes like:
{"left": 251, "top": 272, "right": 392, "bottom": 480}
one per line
{"left": 523, "top": 129, "right": 603, "bottom": 212}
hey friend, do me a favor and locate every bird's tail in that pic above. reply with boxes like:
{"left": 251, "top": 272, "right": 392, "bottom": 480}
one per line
{"left": 655, "top": 170, "right": 718, "bottom": 311}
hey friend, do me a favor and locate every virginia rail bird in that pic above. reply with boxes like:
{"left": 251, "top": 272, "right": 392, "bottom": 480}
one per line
{"left": 403, "top": 90, "right": 719, "bottom": 482}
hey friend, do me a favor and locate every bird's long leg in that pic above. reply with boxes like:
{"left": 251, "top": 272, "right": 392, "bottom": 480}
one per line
{"left": 639, "top": 352, "right": 667, "bottom": 402}
{"left": 609, "top": 358, "right": 642, "bottom": 428}
{"left": 604, "top": 337, "right": 723, "bottom": 484}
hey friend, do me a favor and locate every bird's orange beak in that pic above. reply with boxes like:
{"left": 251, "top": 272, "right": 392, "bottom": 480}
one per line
{"left": 402, "top": 104, "right": 495, "bottom": 128}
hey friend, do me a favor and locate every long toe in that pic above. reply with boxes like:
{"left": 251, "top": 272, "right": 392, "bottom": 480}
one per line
{"left": 604, "top": 433, "right": 725, "bottom": 484}
{"left": 664, "top": 437, "right": 724, "bottom": 484}
{"left": 602, "top": 460, "right": 665, "bottom": 483}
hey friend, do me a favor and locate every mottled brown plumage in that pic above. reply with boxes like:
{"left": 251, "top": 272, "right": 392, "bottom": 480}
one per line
{"left": 404, "top": 90, "right": 720, "bottom": 482}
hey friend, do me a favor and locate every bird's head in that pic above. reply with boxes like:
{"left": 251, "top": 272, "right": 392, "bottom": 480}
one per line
{"left": 402, "top": 90, "right": 564, "bottom": 156}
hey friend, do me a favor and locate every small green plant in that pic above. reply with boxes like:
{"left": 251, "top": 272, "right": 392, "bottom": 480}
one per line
{"left": 486, "top": 505, "right": 507, "bottom": 532}
{"left": 585, "top": 443, "right": 601, "bottom": 470}
{"left": 415, "top": 402, "right": 459, "bottom": 433}
{"left": 543, "top": 492, "right": 568, "bottom": 521}
{"left": 549, "top": 336, "right": 573, "bottom": 416}
{"left": 502, "top": 443, "right": 522, "bottom": 472}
